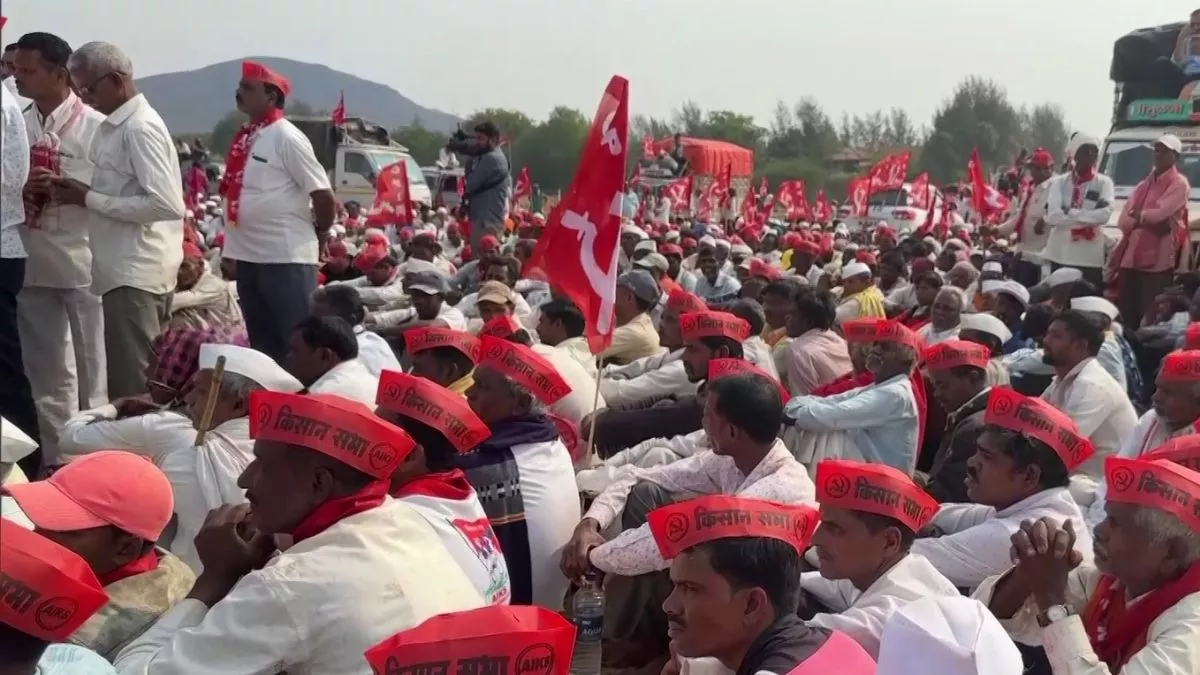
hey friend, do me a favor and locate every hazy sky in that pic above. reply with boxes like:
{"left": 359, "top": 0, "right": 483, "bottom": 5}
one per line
{"left": 9, "top": 1, "right": 1197, "bottom": 139}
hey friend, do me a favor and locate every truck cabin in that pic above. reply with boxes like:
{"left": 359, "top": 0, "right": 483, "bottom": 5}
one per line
{"left": 288, "top": 115, "right": 426, "bottom": 196}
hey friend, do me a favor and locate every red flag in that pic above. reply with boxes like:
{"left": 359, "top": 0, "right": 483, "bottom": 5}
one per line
{"left": 364, "top": 160, "right": 412, "bottom": 227}
{"left": 662, "top": 175, "right": 692, "bottom": 214}
{"left": 867, "top": 151, "right": 911, "bottom": 192}
{"left": 740, "top": 186, "right": 760, "bottom": 224}
{"left": 331, "top": 91, "right": 346, "bottom": 127}
{"left": 966, "top": 149, "right": 1010, "bottom": 221}
{"left": 641, "top": 135, "right": 654, "bottom": 157}
{"left": 847, "top": 177, "right": 870, "bottom": 217}
{"left": 513, "top": 167, "right": 532, "bottom": 204}
{"left": 456, "top": 174, "right": 465, "bottom": 200}
{"left": 758, "top": 176, "right": 768, "bottom": 198}
{"left": 909, "top": 172, "right": 930, "bottom": 210}
{"left": 814, "top": 188, "right": 831, "bottom": 222}
{"left": 776, "top": 180, "right": 810, "bottom": 221}
{"left": 716, "top": 163, "right": 733, "bottom": 209}
{"left": 523, "top": 76, "right": 629, "bottom": 353}
{"left": 696, "top": 180, "right": 721, "bottom": 221}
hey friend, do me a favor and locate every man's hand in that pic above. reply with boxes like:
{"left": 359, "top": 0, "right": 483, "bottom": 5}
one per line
{"left": 1151, "top": 219, "right": 1173, "bottom": 237}
{"left": 560, "top": 519, "right": 606, "bottom": 582}
{"left": 27, "top": 167, "right": 57, "bottom": 194}
{"left": 1009, "top": 517, "right": 1082, "bottom": 610}
{"left": 316, "top": 228, "right": 330, "bottom": 262}
{"left": 51, "top": 177, "right": 90, "bottom": 206}
{"left": 112, "top": 394, "right": 161, "bottom": 419}
{"left": 190, "top": 504, "right": 276, "bottom": 605}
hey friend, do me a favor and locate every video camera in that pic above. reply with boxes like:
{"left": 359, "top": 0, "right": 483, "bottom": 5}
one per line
{"left": 445, "top": 126, "right": 475, "bottom": 155}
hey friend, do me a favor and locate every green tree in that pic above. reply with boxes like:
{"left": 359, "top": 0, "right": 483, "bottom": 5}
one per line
{"left": 512, "top": 107, "right": 590, "bottom": 192}
{"left": 392, "top": 121, "right": 450, "bottom": 165}
{"left": 1021, "top": 104, "right": 1070, "bottom": 157}
{"left": 465, "top": 108, "right": 535, "bottom": 144}
{"left": 918, "top": 77, "right": 1026, "bottom": 183}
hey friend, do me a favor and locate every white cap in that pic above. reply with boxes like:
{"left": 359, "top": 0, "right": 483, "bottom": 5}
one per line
{"left": 943, "top": 238, "right": 968, "bottom": 252}
{"left": 698, "top": 235, "right": 717, "bottom": 248}
{"left": 714, "top": 238, "right": 732, "bottom": 250}
{"left": 960, "top": 313, "right": 1012, "bottom": 344}
{"left": 621, "top": 222, "right": 648, "bottom": 239}
{"left": 403, "top": 259, "right": 438, "bottom": 276}
{"left": 1071, "top": 296, "right": 1119, "bottom": 320}
{"left": 842, "top": 261, "right": 872, "bottom": 279}
{"left": 731, "top": 244, "right": 753, "bottom": 257}
{"left": 877, "top": 596, "right": 1023, "bottom": 675}
{"left": 834, "top": 223, "right": 850, "bottom": 236}
{"left": 1045, "top": 267, "right": 1083, "bottom": 288}
{"left": 1068, "top": 133, "right": 1100, "bottom": 154}
{"left": 664, "top": 230, "right": 681, "bottom": 242}
{"left": 981, "top": 261, "right": 1003, "bottom": 274}
{"left": 980, "top": 279, "right": 1005, "bottom": 295}
{"left": 923, "top": 236, "right": 943, "bottom": 254}
{"left": 1158, "top": 134, "right": 1183, "bottom": 153}
{"left": 634, "top": 239, "right": 658, "bottom": 254}
{"left": 634, "top": 252, "right": 669, "bottom": 273}
{"left": 0, "top": 417, "right": 37, "bottom": 465}
{"left": 997, "top": 281, "right": 1030, "bottom": 307}
{"left": 198, "top": 344, "right": 304, "bottom": 393}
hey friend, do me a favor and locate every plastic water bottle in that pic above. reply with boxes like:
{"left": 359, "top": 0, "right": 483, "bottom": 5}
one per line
{"left": 570, "top": 574, "right": 604, "bottom": 675}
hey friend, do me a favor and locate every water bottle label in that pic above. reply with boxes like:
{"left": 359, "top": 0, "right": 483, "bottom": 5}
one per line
{"left": 576, "top": 615, "right": 603, "bottom": 639}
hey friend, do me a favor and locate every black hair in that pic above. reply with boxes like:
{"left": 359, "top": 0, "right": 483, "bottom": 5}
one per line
{"left": 698, "top": 336, "right": 744, "bottom": 359}
{"left": 422, "top": 346, "right": 475, "bottom": 379}
{"left": 487, "top": 256, "right": 521, "bottom": 285}
{"left": 913, "top": 270, "right": 943, "bottom": 289}
{"left": 3, "top": 44, "right": 16, "bottom": 54}
{"left": 515, "top": 238, "right": 537, "bottom": 259}
{"left": 856, "top": 511, "right": 917, "bottom": 552}
{"left": 316, "top": 284, "right": 366, "bottom": 326}
{"left": 632, "top": 294, "right": 655, "bottom": 314}
{"left": 540, "top": 298, "right": 586, "bottom": 338}
{"left": 692, "top": 537, "right": 802, "bottom": 619}
{"left": 503, "top": 330, "right": 535, "bottom": 347}
{"left": 1021, "top": 303, "right": 1057, "bottom": 342}
{"left": 879, "top": 250, "right": 906, "bottom": 274}
{"left": 792, "top": 287, "right": 836, "bottom": 331}
{"left": 394, "top": 417, "right": 459, "bottom": 472}
{"left": 293, "top": 315, "right": 358, "bottom": 360}
{"left": 473, "top": 120, "right": 501, "bottom": 140}
{"left": 696, "top": 247, "right": 717, "bottom": 260}
{"left": 729, "top": 298, "right": 766, "bottom": 336}
{"left": 708, "top": 373, "right": 782, "bottom": 444}
{"left": 0, "top": 622, "right": 48, "bottom": 669}
{"left": 14, "top": 32, "right": 71, "bottom": 68}
{"left": 1052, "top": 309, "right": 1105, "bottom": 356}
{"left": 761, "top": 278, "right": 804, "bottom": 302}
{"left": 1066, "top": 280, "right": 1098, "bottom": 299}
{"left": 264, "top": 83, "right": 286, "bottom": 110}
{"left": 987, "top": 427, "right": 1071, "bottom": 489}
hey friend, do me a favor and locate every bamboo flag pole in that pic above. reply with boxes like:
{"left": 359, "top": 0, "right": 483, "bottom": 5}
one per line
{"left": 582, "top": 358, "right": 604, "bottom": 468}
{"left": 193, "top": 355, "right": 227, "bottom": 446}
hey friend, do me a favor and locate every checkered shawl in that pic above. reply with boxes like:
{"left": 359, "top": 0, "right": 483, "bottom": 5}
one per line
{"left": 148, "top": 325, "right": 248, "bottom": 405}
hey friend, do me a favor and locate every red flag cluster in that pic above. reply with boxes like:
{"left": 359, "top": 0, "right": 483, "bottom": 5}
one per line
{"left": 364, "top": 161, "right": 413, "bottom": 227}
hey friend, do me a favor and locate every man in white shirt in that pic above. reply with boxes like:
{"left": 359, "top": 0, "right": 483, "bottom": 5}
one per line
{"left": 1041, "top": 135, "right": 1115, "bottom": 287}
{"left": 310, "top": 284, "right": 400, "bottom": 378}
{"left": 996, "top": 147, "right": 1055, "bottom": 286}
{"left": 58, "top": 42, "right": 185, "bottom": 398}
{"left": 0, "top": 33, "right": 36, "bottom": 473}
{"left": 219, "top": 61, "right": 337, "bottom": 364}
{"left": 287, "top": 315, "right": 379, "bottom": 404}
{"left": 13, "top": 32, "right": 108, "bottom": 467}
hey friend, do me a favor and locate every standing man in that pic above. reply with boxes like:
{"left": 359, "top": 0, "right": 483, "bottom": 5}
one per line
{"left": 15, "top": 32, "right": 108, "bottom": 467}
{"left": 57, "top": 42, "right": 185, "bottom": 399}
{"left": 996, "top": 147, "right": 1055, "bottom": 287}
{"left": 461, "top": 121, "right": 511, "bottom": 250}
{"left": 220, "top": 61, "right": 336, "bottom": 364}
{"left": 1041, "top": 135, "right": 1115, "bottom": 287}
{"left": 1112, "top": 134, "right": 1191, "bottom": 327}
{"left": 0, "top": 27, "right": 38, "bottom": 463}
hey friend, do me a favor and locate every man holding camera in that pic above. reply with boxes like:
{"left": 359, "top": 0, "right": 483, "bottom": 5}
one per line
{"left": 453, "top": 121, "right": 511, "bottom": 249}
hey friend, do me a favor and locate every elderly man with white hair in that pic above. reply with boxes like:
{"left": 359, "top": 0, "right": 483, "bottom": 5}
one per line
{"left": 53, "top": 41, "right": 185, "bottom": 398}
{"left": 1041, "top": 134, "right": 1114, "bottom": 288}
{"left": 917, "top": 287, "right": 965, "bottom": 346}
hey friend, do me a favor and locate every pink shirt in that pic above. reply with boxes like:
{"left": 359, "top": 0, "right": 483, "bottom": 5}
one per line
{"left": 1116, "top": 166, "right": 1190, "bottom": 272}
{"left": 786, "top": 328, "right": 853, "bottom": 396}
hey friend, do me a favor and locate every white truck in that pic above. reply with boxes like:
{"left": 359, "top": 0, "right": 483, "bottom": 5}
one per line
{"left": 290, "top": 116, "right": 431, "bottom": 208}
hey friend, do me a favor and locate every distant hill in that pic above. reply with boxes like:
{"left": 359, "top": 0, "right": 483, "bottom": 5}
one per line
{"left": 135, "top": 57, "right": 460, "bottom": 135}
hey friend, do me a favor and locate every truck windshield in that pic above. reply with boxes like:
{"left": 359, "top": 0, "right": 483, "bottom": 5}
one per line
{"left": 1101, "top": 140, "right": 1200, "bottom": 200}
{"left": 367, "top": 151, "right": 425, "bottom": 184}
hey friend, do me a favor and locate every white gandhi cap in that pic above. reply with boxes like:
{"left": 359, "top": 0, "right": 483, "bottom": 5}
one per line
{"left": 877, "top": 596, "right": 1024, "bottom": 675}
{"left": 198, "top": 344, "right": 304, "bottom": 393}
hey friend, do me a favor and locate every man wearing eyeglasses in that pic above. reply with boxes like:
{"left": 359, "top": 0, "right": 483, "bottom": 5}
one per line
{"left": 48, "top": 41, "right": 185, "bottom": 400}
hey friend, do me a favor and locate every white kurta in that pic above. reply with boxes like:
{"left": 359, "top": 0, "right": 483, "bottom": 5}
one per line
{"left": 307, "top": 358, "right": 379, "bottom": 405}
{"left": 1041, "top": 172, "right": 1115, "bottom": 269}
{"left": 1041, "top": 358, "right": 1138, "bottom": 507}
{"left": 974, "top": 565, "right": 1200, "bottom": 675}
{"left": 599, "top": 351, "right": 697, "bottom": 408}
{"left": 802, "top": 553, "right": 960, "bottom": 657}
{"left": 113, "top": 499, "right": 485, "bottom": 675}
{"left": 911, "top": 487, "right": 1092, "bottom": 590}
{"left": 1085, "top": 409, "right": 1196, "bottom": 528}
{"left": 575, "top": 428, "right": 708, "bottom": 494}
{"left": 58, "top": 406, "right": 195, "bottom": 465}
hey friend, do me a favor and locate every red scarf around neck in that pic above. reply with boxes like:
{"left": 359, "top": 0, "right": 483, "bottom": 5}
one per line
{"left": 289, "top": 480, "right": 390, "bottom": 544}
{"left": 1083, "top": 562, "right": 1200, "bottom": 670}
{"left": 219, "top": 108, "right": 284, "bottom": 226}
{"left": 1071, "top": 167, "right": 1098, "bottom": 208}
{"left": 99, "top": 549, "right": 160, "bottom": 586}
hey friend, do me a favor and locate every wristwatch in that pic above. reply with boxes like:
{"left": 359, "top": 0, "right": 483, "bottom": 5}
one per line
{"left": 1040, "top": 604, "right": 1073, "bottom": 626}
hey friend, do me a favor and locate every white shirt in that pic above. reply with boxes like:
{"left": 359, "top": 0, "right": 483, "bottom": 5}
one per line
{"left": 159, "top": 417, "right": 253, "bottom": 574}
{"left": 353, "top": 326, "right": 401, "bottom": 378}
{"left": 307, "top": 358, "right": 380, "bottom": 405}
{"left": 531, "top": 343, "right": 606, "bottom": 425}
{"left": 58, "top": 405, "right": 195, "bottom": 465}
{"left": 1, "top": 84, "right": 29, "bottom": 257}
{"left": 576, "top": 428, "right": 709, "bottom": 495}
{"left": 1040, "top": 357, "right": 1138, "bottom": 505}
{"left": 368, "top": 301, "right": 468, "bottom": 331}
{"left": 911, "top": 487, "right": 1092, "bottom": 589}
{"left": 22, "top": 93, "right": 104, "bottom": 287}
{"left": 974, "top": 564, "right": 1200, "bottom": 675}
{"left": 916, "top": 323, "right": 961, "bottom": 346}
{"left": 113, "top": 499, "right": 485, "bottom": 675}
{"left": 785, "top": 374, "right": 919, "bottom": 472}
{"left": 997, "top": 177, "right": 1052, "bottom": 258}
{"left": 803, "top": 554, "right": 960, "bottom": 658}
{"left": 221, "top": 119, "right": 331, "bottom": 265}
{"left": 1041, "top": 172, "right": 1115, "bottom": 268}
{"left": 1085, "top": 409, "right": 1196, "bottom": 528}
{"left": 586, "top": 441, "right": 816, "bottom": 576}
{"left": 396, "top": 472, "right": 512, "bottom": 606}
{"left": 85, "top": 94, "right": 185, "bottom": 295}
{"left": 599, "top": 350, "right": 697, "bottom": 408}
{"left": 554, "top": 336, "right": 598, "bottom": 377}
{"left": 743, "top": 335, "right": 781, "bottom": 381}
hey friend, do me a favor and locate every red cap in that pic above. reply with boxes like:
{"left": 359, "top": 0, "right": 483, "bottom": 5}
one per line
{"left": 660, "top": 243, "right": 683, "bottom": 256}
{"left": 478, "top": 337, "right": 571, "bottom": 405}
{"left": 647, "top": 495, "right": 819, "bottom": 560}
{"left": 1186, "top": 324, "right": 1200, "bottom": 351}
{"left": 666, "top": 288, "right": 706, "bottom": 314}
{"left": 707, "top": 358, "right": 788, "bottom": 402}
{"left": 376, "top": 371, "right": 491, "bottom": 452}
{"left": 406, "top": 327, "right": 481, "bottom": 363}
{"left": 795, "top": 241, "right": 821, "bottom": 256}
{"left": 213, "top": 231, "right": 225, "bottom": 248}
{"left": 1104, "top": 456, "right": 1200, "bottom": 534}
{"left": 1161, "top": 350, "right": 1200, "bottom": 382}
{"left": 815, "top": 459, "right": 938, "bottom": 533}
{"left": 748, "top": 259, "right": 781, "bottom": 281}
{"left": 1028, "top": 148, "right": 1055, "bottom": 168}
{"left": 0, "top": 520, "right": 109, "bottom": 642}
{"left": 682, "top": 236, "right": 698, "bottom": 247}
{"left": 241, "top": 60, "right": 291, "bottom": 97}
{"left": 480, "top": 235, "right": 501, "bottom": 252}
{"left": 1146, "top": 434, "right": 1200, "bottom": 472}
{"left": 326, "top": 240, "right": 348, "bottom": 259}
{"left": 923, "top": 340, "right": 991, "bottom": 372}
{"left": 365, "top": 606, "right": 576, "bottom": 675}
{"left": 984, "top": 387, "right": 1094, "bottom": 471}
{"left": 4, "top": 451, "right": 174, "bottom": 541}
{"left": 679, "top": 311, "right": 751, "bottom": 342}
{"left": 248, "top": 391, "right": 416, "bottom": 479}
{"left": 876, "top": 226, "right": 896, "bottom": 241}
{"left": 480, "top": 314, "right": 523, "bottom": 339}
{"left": 182, "top": 241, "right": 203, "bottom": 260}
